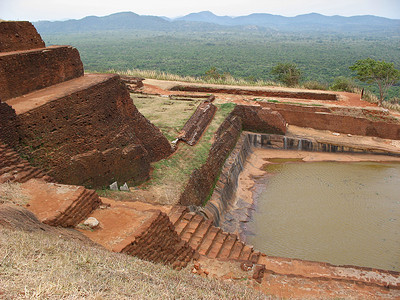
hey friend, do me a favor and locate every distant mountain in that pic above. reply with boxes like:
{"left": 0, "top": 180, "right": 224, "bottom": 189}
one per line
{"left": 176, "top": 11, "right": 400, "bottom": 33}
{"left": 34, "top": 11, "right": 400, "bottom": 35}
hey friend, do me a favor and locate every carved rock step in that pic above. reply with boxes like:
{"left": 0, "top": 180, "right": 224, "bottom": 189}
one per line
{"left": 79, "top": 199, "right": 196, "bottom": 270}
{"left": 169, "top": 206, "right": 259, "bottom": 262}
{"left": 21, "top": 179, "right": 101, "bottom": 227}
{"left": 0, "top": 143, "right": 53, "bottom": 183}
{"left": 5, "top": 73, "right": 115, "bottom": 115}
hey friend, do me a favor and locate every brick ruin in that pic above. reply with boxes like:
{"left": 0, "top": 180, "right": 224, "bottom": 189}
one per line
{"left": 1, "top": 21, "right": 399, "bottom": 298}
{"left": 0, "top": 21, "right": 172, "bottom": 188}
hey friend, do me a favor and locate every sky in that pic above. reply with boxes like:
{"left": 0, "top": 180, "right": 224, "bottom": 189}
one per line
{"left": 1, "top": 0, "right": 400, "bottom": 21}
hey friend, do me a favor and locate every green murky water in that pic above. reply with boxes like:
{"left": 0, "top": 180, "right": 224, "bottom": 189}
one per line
{"left": 246, "top": 161, "right": 400, "bottom": 271}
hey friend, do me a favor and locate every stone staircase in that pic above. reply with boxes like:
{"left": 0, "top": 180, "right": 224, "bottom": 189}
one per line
{"left": 0, "top": 143, "right": 53, "bottom": 183}
{"left": 169, "top": 206, "right": 261, "bottom": 263}
{"left": 169, "top": 206, "right": 400, "bottom": 290}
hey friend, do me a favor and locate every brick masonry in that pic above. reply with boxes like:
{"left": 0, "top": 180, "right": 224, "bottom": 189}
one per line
{"left": 0, "top": 46, "right": 84, "bottom": 100}
{"left": 0, "top": 21, "right": 45, "bottom": 52}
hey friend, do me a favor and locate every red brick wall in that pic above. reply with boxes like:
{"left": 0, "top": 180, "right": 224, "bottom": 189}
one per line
{"left": 15, "top": 75, "right": 151, "bottom": 187}
{"left": 179, "top": 114, "right": 242, "bottom": 206}
{"left": 0, "top": 46, "right": 84, "bottom": 101}
{"left": 171, "top": 85, "right": 337, "bottom": 100}
{"left": 232, "top": 105, "right": 287, "bottom": 134}
{"left": 0, "top": 21, "right": 45, "bottom": 52}
{"left": 261, "top": 102, "right": 400, "bottom": 140}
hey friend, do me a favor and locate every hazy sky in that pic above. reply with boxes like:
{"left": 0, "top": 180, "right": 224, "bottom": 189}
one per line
{"left": 1, "top": 0, "right": 400, "bottom": 21}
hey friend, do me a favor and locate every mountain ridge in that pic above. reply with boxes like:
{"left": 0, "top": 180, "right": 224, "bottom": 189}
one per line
{"left": 33, "top": 11, "right": 400, "bottom": 35}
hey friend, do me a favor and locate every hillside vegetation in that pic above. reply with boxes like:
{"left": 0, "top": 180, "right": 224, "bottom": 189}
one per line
{"left": 40, "top": 30, "right": 400, "bottom": 99}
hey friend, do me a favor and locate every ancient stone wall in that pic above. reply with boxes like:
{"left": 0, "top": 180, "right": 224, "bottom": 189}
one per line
{"left": 179, "top": 101, "right": 217, "bottom": 146}
{"left": 15, "top": 75, "right": 151, "bottom": 187}
{"left": 203, "top": 133, "right": 252, "bottom": 225}
{"left": 179, "top": 114, "right": 242, "bottom": 206}
{"left": 0, "top": 46, "right": 84, "bottom": 100}
{"left": 232, "top": 105, "right": 287, "bottom": 134}
{"left": 115, "top": 210, "right": 196, "bottom": 270}
{"left": 261, "top": 102, "right": 400, "bottom": 140}
{"left": 247, "top": 133, "right": 400, "bottom": 156}
{"left": 0, "top": 21, "right": 45, "bottom": 52}
{"left": 170, "top": 85, "right": 338, "bottom": 100}
{"left": 0, "top": 100, "right": 18, "bottom": 147}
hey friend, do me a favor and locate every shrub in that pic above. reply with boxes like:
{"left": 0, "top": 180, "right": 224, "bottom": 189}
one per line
{"left": 329, "top": 76, "right": 358, "bottom": 92}
{"left": 271, "top": 63, "right": 302, "bottom": 87}
{"left": 302, "top": 81, "right": 328, "bottom": 90}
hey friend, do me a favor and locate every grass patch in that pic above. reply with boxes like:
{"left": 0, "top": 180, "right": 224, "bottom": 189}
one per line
{"left": 133, "top": 99, "right": 235, "bottom": 204}
{"left": 0, "top": 182, "right": 29, "bottom": 206}
{"left": 0, "top": 227, "right": 267, "bottom": 299}
{"left": 132, "top": 95, "right": 202, "bottom": 142}
{"left": 112, "top": 68, "right": 279, "bottom": 87}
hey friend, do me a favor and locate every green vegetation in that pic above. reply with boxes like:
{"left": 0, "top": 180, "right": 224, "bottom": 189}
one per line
{"left": 329, "top": 76, "right": 358, "bottom": 92}
{"left": 0, "top": 226, "right": 266, "bottom": 299}
{"left": 131, "top": 95, "right": 235, "bottom": 204}
{"left": 349, "top": 58, "right": 400, "bottom": 105}
{"left": 271, "top": 62, "right": 302, "bottom": 87}
{"left": 42, "top": 30, "right": 400, "bottom": 99}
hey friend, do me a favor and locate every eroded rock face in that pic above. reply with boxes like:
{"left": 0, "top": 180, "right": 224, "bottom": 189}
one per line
{"left": 0, "top": 21, "right": 45, "bottom": 52}
{"left": 0, "top": 100, "right": 18, "bottom": 147}
{"left": 232, "top": 105, "right": 287, "bottom": 134}
{"left": 14, "top": 74, "right": 154, "bottom": 187}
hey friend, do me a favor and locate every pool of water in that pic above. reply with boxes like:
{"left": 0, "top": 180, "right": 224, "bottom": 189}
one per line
{"left": 246, "top": 161, "right": 400, "bottom": 271}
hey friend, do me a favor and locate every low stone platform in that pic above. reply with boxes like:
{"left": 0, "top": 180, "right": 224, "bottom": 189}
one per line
{"left": 21, "top": 179, "right": 101, "bottom": 227}
{"left": 79, "top": 199, "right": 196, "bottom": 269}
{"left": 5, "top": 73, "right": 112, "bottom": 115}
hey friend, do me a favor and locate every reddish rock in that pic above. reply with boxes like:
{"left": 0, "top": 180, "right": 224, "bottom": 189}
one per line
{"left": 0, "top": 21, "right": 45, "bottom": 52}
{"left": 0, "top": 45, "right": 84, "bottom": 101}
{"left": 170, "top": 84, "right": 337, "bottom": 100}
{"left": 179, "top": 101, "right": 217, "bottom": 146}
{"left": 232, "top": 105, "right": 287, "bottom": 134}
{"left": 0, "top": 100, "right": 18, "bottom": 147}
{"left": 179, "top": 114, "right": 242, "bottom": 206}
{"left": 261, "top": 102, "right": 400, "bottom": 140}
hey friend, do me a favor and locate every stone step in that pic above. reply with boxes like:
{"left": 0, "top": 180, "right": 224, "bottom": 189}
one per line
{"left": 79, "top": 199, "right": 196, "bottom": 270}
{"left": 197, "top": 226, "right": 220, "bottom": 256}
{"left": 228, "top": 240, "right": 245, "bottom": 260}
{"left": 238, "top": 244, "right": 253, "bottom": 261}
{"left": 168, "top": 206, "right": 189, "bottom": 225}
{"left": 5, "top": 74, "right": 115, "bottom": 115}
{"left": 0, "top": 142, "right": 53, "bottom": 183}
{"left": 174, "top": 212, "right": 195, "bottom": 236}
{"left": 207, "top": 231, "right": 228, "bottom": 259}
{"left": 180, "top": 214, "right": 204, "bottom": 242}
{"left": 249, "top": 251, "right": 261, "bottom": 264}
{"left": 217, "top": 233, "right": 238, "bottom": 259}
{"left": 187, "top": 219, "right": 213, "bottom": 250}
{"left": 0, "top": 46, "right": 83, "bottom": 101}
